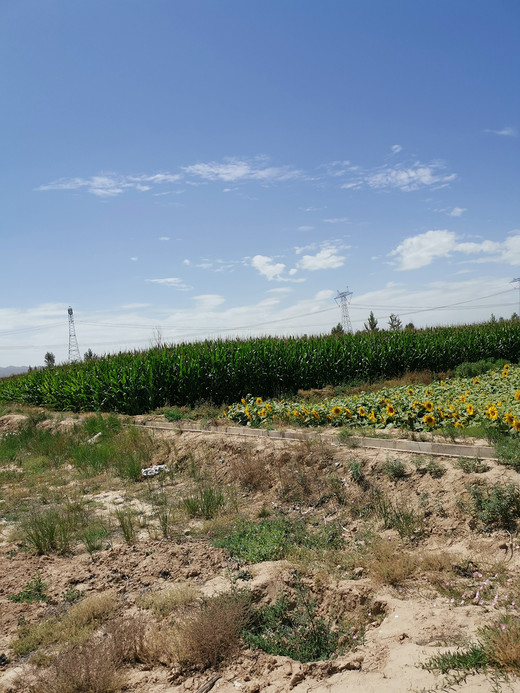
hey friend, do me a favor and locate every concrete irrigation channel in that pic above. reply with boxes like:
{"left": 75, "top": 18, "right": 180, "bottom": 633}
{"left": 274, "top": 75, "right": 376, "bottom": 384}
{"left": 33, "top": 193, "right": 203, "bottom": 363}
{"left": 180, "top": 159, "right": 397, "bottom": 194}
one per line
{"left": 131, "top": 420, "right": 498, "bottom": 461}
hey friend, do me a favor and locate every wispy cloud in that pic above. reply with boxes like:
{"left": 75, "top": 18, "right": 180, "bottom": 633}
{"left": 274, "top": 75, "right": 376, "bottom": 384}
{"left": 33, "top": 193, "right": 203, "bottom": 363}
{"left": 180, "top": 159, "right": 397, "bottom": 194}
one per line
{"left": 37, "top": 172, "right": 182, "bottom": 197}
{"left": 191, "top": 294, "right": 225, "bottom": 310}
{"left": 159, "top": 236, "right": 170, "bottom": 241}
{"left": 323, "top": 217, "right": 349, "bottom": 224}
{"left": 342, "top": 161, "right": 456, "bottom": 192}
{"left": 389, "top": 230, "right": 520, "bottom": 270}
{"left": 485, "top": 126, "right": 517, "bottom": 137}
{"left": 448, "top": 207, "right": 467, "bottom": 217}
{"left": 391, "top": 144, "right": 402, "bottom": 154}
{"left": 183, "top": 157, "right": 303, "bottom": 183}
{"left": 146, "top": 277, "right": 192, "bottom": 291}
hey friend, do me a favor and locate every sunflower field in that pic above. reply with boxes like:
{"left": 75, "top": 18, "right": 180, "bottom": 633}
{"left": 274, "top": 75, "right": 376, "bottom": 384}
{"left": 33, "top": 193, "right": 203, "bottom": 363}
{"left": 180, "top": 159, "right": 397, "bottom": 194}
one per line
{"left": 225, "top": 364, "right": 520, "bottom": 435}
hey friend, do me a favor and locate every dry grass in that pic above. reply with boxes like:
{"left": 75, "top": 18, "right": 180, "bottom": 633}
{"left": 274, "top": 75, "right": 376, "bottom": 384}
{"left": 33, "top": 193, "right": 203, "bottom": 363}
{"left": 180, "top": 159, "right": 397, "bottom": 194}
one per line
{"left": 138, "top": 583, "right": 199, "bottom": 618}
{"left": 231, "top": 456, "right": 271, "bottom": 492}
{"left": 12, "top": 591, "right": 118, "bottom": 656}
{"left": 175, "top": 591, "right": 250, "bottom": 671}
{"left": 365, "top": 538, "right": 417, "bottom": 586}
{"left": 483, "top": 618, "right": 520, "bottom": 672}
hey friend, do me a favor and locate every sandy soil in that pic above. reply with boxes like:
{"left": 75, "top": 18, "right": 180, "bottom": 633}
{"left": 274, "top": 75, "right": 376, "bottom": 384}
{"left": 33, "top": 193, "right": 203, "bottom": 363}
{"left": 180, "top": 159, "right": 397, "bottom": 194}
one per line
{"left": 1, "top": 412, "right": 520, "bottom": 693}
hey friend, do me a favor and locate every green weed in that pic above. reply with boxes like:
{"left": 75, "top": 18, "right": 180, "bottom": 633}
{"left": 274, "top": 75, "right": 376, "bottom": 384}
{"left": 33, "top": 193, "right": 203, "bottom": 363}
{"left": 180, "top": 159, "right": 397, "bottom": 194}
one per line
{"left": 9, "top": 572, "right": 48, "bottom": 603}
{"left": 182, "top": 486, "right": 226, "bottom": 519}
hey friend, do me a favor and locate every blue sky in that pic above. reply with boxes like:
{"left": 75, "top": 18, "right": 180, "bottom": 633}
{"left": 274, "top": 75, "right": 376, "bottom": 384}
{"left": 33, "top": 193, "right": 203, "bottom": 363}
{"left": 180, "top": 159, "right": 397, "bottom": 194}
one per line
{"left": 1, "top": 0, "right": 519, "bottom": 367}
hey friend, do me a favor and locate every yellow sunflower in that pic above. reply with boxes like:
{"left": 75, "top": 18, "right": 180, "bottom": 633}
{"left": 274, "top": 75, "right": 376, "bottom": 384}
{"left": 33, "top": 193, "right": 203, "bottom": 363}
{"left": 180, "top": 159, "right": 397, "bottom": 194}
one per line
{"left": 331, "top": 405, "right": 342, "bottom": 416}
{"left": 486, "top": 405, "right": 499, "bottom": 420}
{"left": 505, "top": 412, "right": 515, "bottom": 426}
{"left": 424, "top": 401, "right": 434, "bottom": 412}
{"left": 258, "top": 408, "right": 267, "bottom": 418}
{"left": 256, "top": 397, "right": 263, "bottom": 405}
{"left": 466, "top": 404, "right": 475, "bottom": 416}
{"left": 386, "top": 404, "right": 396, "bottom": 416}
{"left": 368, "top": 410, "right": 376, "bottom": 423}
{"left": 423, "top": 414, "right": 436, "bottom": 427}
{"left": 513, "top": 419, "right": 520, "bottom": 432}
{"left": 515, "top": 390, "right": 520, "bottom": 401}
{"left": 460, "top": 394, "right": 466, "bottom": 403}
{"left": 344, "top": 408, "right": 352, "bottom": 418}
{"left": 311, "top": 409, "right": 320, "bottom": 420}
{"left": 358, "top": 407, "right": 367, "bottom": 417}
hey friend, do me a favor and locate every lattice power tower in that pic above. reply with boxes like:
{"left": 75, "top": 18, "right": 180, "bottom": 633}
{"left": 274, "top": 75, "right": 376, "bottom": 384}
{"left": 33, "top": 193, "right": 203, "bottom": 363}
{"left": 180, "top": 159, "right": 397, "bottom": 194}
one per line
{"left": 335, "top": 288, "right": 353, "bottom": 334}
{"left": 68, "top": 307, "right": 81, "bottom": 362}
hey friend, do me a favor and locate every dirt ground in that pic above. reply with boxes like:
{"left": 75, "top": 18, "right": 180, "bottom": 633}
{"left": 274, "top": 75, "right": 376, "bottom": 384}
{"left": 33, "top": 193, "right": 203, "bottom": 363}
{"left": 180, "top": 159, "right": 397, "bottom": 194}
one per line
{"left": 1, "top": 412, "right": 520, "bottom": 692}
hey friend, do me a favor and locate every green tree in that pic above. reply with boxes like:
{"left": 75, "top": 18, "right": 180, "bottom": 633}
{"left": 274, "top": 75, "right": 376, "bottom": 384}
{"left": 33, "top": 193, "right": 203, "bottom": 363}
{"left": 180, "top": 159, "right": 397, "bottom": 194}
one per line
{"left": 83, "top": 348, "right": 97, "bottom": 361}
{"left": 387, "top": 313, "right": 402, "bottom": 331}
{"left": 44, "top": 352, "right": 55, "bottom": 368}
{"left": 405, "top": 322, "right": 415, "bottom": 331}
{"left": 364, "top": 311, "right": 379, "bottom": 332}
{"left": 331, "top": 322, "right": 345, "bottom": 336}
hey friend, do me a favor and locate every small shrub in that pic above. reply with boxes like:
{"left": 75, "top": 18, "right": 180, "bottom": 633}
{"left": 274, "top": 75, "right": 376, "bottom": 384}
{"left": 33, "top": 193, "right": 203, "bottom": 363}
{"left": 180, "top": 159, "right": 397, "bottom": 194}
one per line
{"left": 22, "top": 503, "right": 87, "bottom": 555}
{"left": 348, "top": 460, "right": 367, "bottom": 487}
{"left": 425, "top": 458, "right": 445, "bottom": 478}
{"left": 233, "top": 457, "right": 270, "bottom": 492}
{"left": 29, "top": 637, "right": 123, "bottom": 693}
{"left": 9, "top": 572, "right": 48, "bottom": 603}
{"left": 176, "top": 591, "right": 249, "bottom": 670}
{"left": 243, "top": 580, "right": 351, "bottom": 663}
{"left": 182, "top": 486, "right": 226, "bottom": 519}
{"left": 80, "top": 522, "right": 110, "bottom": 556}
{"left": 382, "top": 458, "right": 407, "bottom": 480}
{"left": 456, "top": 457, "right": 489, "bottom": 474}
{"left": 115, "top": 508, "right": 137, "bottom": 545}
{"left": 164, "top": 407, "right": 187, "bottom": 422}
{"left": 374, "top": 493, "right": 424, "bottom": 540}
{"left": 468, "top": 482, "right": 520, "bottom": 532}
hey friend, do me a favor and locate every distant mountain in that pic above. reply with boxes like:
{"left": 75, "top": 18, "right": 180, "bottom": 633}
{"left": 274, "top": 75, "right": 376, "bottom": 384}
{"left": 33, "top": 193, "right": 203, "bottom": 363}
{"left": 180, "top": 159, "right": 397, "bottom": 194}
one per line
{"left": 0, "top": 366, "right": 29, "bottom": 378}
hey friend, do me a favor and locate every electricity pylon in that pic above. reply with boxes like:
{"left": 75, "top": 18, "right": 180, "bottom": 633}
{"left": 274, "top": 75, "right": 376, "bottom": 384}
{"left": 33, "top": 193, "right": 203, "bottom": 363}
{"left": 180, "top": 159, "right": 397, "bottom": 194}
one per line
{"left": 335, "top": 288, "right": 353, "bottom": 334}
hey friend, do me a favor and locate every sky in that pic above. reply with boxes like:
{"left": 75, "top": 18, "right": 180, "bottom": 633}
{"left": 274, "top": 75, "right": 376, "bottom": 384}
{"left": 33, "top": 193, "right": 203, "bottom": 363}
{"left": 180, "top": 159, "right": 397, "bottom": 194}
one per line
{"left": 1, "top": 0, "right": 519, "bottom": 367}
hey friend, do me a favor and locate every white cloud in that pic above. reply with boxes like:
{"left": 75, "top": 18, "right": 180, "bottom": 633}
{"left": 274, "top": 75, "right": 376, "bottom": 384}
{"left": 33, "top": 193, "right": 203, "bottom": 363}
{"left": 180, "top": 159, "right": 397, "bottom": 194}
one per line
{"left": 315, "top": 289, "right": 335, "bottom": 300}
{"left": 389, "top": 230, "right": 457, "bottom": 270}
{"left": 191, "top": 294, "right": 225, "bottom": 310}
{"left": 159, "top": 236, "right": 170, "bottom": 241}
{"left": 389, "top": 230, "right": 520, "bottom": 270}
{"left": 121, "top": 303, "right": 151, "bottom": 309}
{"left": 448, "top": 207, "right": 467, "bottom": 217}
{"left": 38, "top": 172, "right": 182, "bottom": 197}
{"left": 323, "top": 217, "right": 349, "bottom": 224}
{"left": 251, "top": 255, "right": 287, "bottom": 281}
{"left": 391, "top": 144, "right": 402, "bottom": 154}
{"left": 485, "top": 126, "right": 517, "bottom": 137}
{"left": 146, "top": 277, "right": 192, "bottom": 291}
{"left": 342, "top": 161, "right": 456, "bottom": 192}
{"left": 183, "top": 157, "right": 302, "bottom": 183}
{"left": 130, "top": 257, "right": 138, "bottom": 262}
{"left": 298, "top": 225, "right": 314, "bottom": 231}
{"left": 297, "top": 247, "right": 345, "bottom": 271}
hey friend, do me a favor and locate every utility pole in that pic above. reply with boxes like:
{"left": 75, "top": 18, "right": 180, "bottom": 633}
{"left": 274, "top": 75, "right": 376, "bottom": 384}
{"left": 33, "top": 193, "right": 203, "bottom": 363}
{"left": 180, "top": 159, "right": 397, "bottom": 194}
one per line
{"left": 68, "top": 307, "right": 81, "bottom": 362}
{"left": 513, "top": 278, "right": 520, "bottom": 316}
{"left": 335, "top": 288, "right": 353, "bottom": 334}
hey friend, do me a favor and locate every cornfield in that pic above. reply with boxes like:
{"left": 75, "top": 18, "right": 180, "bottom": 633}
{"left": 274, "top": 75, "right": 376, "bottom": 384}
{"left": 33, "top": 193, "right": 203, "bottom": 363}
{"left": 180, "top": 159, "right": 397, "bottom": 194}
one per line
{"left": 1, "top": 321, "right": 519, "bottom": 415}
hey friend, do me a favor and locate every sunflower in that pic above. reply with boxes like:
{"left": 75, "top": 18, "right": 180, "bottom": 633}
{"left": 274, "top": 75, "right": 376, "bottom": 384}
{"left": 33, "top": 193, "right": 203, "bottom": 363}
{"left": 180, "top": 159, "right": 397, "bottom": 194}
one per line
{"left": 474, "top": 377, "right": 480, "bottom": 385}
{"left": 241, "top": 398, "right": 246, "bottom": 405}
{"left": 486, "top": 405, "right": 499, "bottom": 420}
{"left": 386, "top": 404, "right": 396, "bottom": 416}
{"left": 407, "top": 388, "right": 414, "bottom": 395}
{"left": 358, "top": 407, "right": 367, "bottom": 417}
{"left": 460, "top": 394, "right": 466, "bottom": 403}
{"left": 331, "top": 405, "right": 342, "bottom": 417}
{"left": 344, "top": 408, "right": 352, "bottom": 418}
{"left": 505, "top": 412, "right": 515, "bottom": 426}
{"left": 245, "top": 407, "right": 252, "bottom": 421}
{"left": 466, "top": 404, "right": 475, "bottom": 416}
{"left": 513, "top": 419, "right": 520, "bottom": 432}
{"left": 266, "top": 403, "right": 272, "bottom": 412}
{"left": 258, "top": 408, "right": 267, "bottom": 418}
{"left": 424, "top": 401, "right": 434, "bottom": 412}
{"left": 368, "top": 410, "right": 376, "bottom": 423}
{"left": 311, "top": 409, "right": 320, "bottom": 420}
{"left": 423, "top": 414, "right": 436, "bottom": 427}
{"left": 455, "top": 422, "right": 465, "bottom": 429}
{"left": 515, "top": 390, "right": 520, "bottom": 401}
{"left": 256, "top": 397, "right": 263, "bottom": 405}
